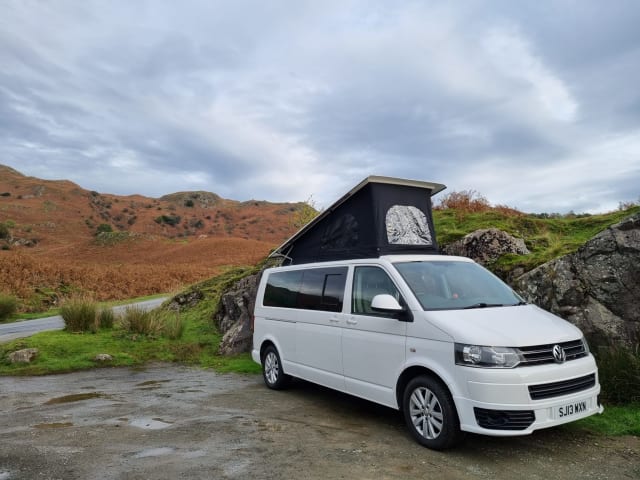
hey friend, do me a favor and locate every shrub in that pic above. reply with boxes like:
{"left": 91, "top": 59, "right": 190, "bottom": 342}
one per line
{"left": 117, "top": 307, "right": 184, "bottom": 339}
{"left": 96, "top": 223, "right": 113, "bottom": 234}
{"left": 0, "top": 223, "right": 10, "bottom": 239}
{"left": 154, "top": 214, "right": 181, "bottom": 226}
{"left": 97, "top": 308, "right": 115, "bottom": 329}
{"left": 435, "top": 190, "right": 491, "bottom": 213}
{"left": 118, "top": 306, "right": 164, "bottom": 337}
{"left": 184, "top": 199, "right": 194, "bottom": 207}
{"left": 594, "top": 346, "right": 640, "bottom": 404}
{"left": 0, "top": 293, "right": 18, "bottom": 321}
{"left": 60, "top": 297, "right": 98, "bottom": 333}
{"left": 162, "top": 312, "right": 185, "bottom": 340}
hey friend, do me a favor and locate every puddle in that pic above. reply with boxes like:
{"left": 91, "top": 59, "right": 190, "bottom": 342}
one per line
{"left": 34, "top": 422, "right": 73, "bottom": 429}
{"left": 129, "top": 417, "right": 173, "bottom": 430}
{"left": 0, "top": 471, "right": 11, "bottom": 480}
{"left": 133, "top": 447, "right": 175, "bottom": 458}
{"left": 44, "top": 392, "right": 106, "bottom": 405}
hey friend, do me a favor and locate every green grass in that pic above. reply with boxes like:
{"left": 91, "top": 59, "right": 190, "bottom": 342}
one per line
{"left": 565, "top": 404, "right": 640, "bottom": 436}
{"left": 434, "top": 205, "right": 640, "bottom": 275}
{"left": 0, "top": 266, "right": 262, "bottom": 376}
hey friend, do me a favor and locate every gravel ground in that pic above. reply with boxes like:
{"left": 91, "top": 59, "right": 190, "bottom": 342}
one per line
{"left": 0, "top": 364, "right": 637, "bottom": 479}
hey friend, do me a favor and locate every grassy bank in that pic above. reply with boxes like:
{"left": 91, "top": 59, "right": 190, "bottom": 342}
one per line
{"left": 0, "top": 266, "right": 262, "bottom": 376}
{"left": 433, "top": 205, "right": 640, "bottom": 274}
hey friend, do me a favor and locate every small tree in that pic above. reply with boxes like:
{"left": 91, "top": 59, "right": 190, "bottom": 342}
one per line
{"left": 291, "top": 196, "right": 320, "bottom": 230}
{"left": 96, "top": 223, "right": 113, "bottom": 235}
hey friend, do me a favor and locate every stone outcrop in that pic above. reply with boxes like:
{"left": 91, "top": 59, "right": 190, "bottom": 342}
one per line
{"left": 214, "top": 273, "right": 261, "bottom": 355}
{"left": 442, "top": 228, "right": 529, "bottom": 265}
{"left": 93, "top": 354, "right": 113, "bottom": 362}
{"left": 515, "top": 213, "right": 640, "bottom": 348}
{"left": 7, "top": 348, "right": 39, "bottom": 363}
{"left": 166, "top": 290, "right": 203, "bottom": 311}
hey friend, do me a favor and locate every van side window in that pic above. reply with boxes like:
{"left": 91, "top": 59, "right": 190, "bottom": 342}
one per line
{"left": 352, "top": 266, "right": 401, "bottom": 316}
{"left": 264, "top": 267, "right": 347, "bottom": 312}
{"left": 264, "top": 270, "right": 303, "bottom": 308}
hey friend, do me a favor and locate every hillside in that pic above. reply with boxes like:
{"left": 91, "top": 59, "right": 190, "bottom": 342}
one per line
{"left": 0, "top": 165, "right": 304, "bottom": 310}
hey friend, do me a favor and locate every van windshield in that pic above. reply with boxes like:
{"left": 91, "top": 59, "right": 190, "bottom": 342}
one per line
{"left": 393, "top": 260, "right": 524, "bottom": 311}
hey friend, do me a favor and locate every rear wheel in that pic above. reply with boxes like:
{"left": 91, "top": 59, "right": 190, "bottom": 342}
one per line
{"left": 262, "top": 345, "right": 290, "bottom": 390}
{"left": 402, "top": 375, "right": 464, "bottom": 449}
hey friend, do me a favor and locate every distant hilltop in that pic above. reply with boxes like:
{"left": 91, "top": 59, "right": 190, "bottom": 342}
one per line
{"left": 0, "top": 164, "right": 306, "bottom": 249}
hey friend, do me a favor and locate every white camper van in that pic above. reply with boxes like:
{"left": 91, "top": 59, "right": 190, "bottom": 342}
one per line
{"left": 251, "top": 177, "right": 602, "bottom": 449}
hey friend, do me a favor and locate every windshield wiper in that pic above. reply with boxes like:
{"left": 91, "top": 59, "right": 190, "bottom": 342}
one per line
{"left": 462, "top": 303, "right": 506, "bottom": 309}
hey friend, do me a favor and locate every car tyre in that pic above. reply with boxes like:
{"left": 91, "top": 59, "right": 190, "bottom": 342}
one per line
{"left": 262, "top": 345, "right": 291, "bottom": 390}
{"left": 402, "top": 375, "right": 464, "bottom": 449}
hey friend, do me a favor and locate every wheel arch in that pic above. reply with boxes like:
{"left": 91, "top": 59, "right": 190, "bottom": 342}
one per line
{"left": 396, "top": 365, "right": 456, "bottom": 412}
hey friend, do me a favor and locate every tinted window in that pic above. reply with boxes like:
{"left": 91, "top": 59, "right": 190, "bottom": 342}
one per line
{"left": 264, "top": 267, "right": 347, "bottom": 312}
{"left": 264, "top": 270, "right": 303, "bottom": 308}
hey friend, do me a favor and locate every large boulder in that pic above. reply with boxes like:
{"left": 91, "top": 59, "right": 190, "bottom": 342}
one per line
{"left": 515, "top": 213, "right": 640, "bottom": 348}
{"left": 442, "top": 228, "right": 530, "bottom": 264}
{"left": 215, "top": 273, "right": 261, "bottom": 355}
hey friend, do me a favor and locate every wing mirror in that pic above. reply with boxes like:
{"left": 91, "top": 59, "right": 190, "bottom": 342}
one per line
{"left": 371, "top": 294, "right": 403, "bottom": 312}
{"left": 371, "top": 294, "right": 413, "bottom": 322}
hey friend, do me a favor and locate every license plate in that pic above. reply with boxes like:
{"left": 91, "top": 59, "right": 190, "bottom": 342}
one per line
{"left": 555, "top": 399, "right": 589, "bottom": 419}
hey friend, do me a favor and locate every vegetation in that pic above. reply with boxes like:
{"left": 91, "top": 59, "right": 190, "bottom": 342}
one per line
{"left": 433, "top": 192, "right": 640, "bottom": 276}
{"left": 155, "top": 214, "right": 181, "bottom": 226}
{"left": 0, "top": 266, "right": 262, "bottom": 376}
{"left": 96, "top": 223, "right": 113, "bottom": 234}
{"left": 290, "top": 196, "right": 320, "bottom": 230}
{"left": 59, "top": 297, "right": 116, "bottom": 333}
{"left": 0, "top": 293, "right": 18, "bottom": 322}
{"left": 569, "top": 403, "right": 640, "bottom": 436}
{"left": 118, "top": 306, "right": 169, "bottom": 338}
{"left": 593, "top": 347, "right": 640, "bottom": 405}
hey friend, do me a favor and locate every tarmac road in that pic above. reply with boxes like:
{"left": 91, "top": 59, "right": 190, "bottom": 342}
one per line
{"left": 0, "top": 364, "right": 638, "bottom": 480}
{"left": 0, "top": 298, "right": 168, "bottom": 343}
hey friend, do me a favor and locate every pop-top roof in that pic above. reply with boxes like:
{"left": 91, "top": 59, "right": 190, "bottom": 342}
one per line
{"left": 271, "top": 176, "right": 446, "bottom": 265}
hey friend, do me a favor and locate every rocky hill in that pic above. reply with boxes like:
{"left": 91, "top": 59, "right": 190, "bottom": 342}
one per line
{"left": 0, "top": 165, "right": 304, "bottom": 310}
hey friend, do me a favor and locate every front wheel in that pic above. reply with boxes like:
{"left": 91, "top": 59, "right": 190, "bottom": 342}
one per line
{"left": 402, "top": 375, "right": 464, "bottom": 449}
{"left": 261, "top": 345, "right": 291, "bottom": 390}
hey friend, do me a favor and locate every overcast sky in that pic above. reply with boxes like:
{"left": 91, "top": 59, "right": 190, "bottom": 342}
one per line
{"left": 1, "top": 1, "right": 639, "bottom": 213}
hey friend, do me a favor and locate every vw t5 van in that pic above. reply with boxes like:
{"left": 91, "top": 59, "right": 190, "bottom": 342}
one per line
{"left": 252, "top": 255, "right": 603, "bottom": 449}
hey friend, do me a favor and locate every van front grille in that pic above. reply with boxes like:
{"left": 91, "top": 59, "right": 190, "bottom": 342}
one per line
{"left": 518, "top": 339, "right": 587, "bottom": 366}
{"left": 528, "top": 373, "right": 596, "bottom": 400}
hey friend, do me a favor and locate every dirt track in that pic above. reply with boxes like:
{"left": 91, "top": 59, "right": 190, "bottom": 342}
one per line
{"left": 0, "top": 365, "right": 638, "bottom": 479}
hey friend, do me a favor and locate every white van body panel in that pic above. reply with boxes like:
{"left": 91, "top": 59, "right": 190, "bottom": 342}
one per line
{"left": 252, "top": 255, "right": 603, "bottom": 438}
{"left": 424, "top": 304, "right": 584, "bottom": 346}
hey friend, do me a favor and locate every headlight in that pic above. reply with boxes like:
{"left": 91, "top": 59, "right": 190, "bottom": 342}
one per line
{"left": 455, "top": 343, "right": 524, "bottom": 368}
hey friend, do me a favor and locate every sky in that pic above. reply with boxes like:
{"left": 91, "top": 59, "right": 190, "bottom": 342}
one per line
{"left": 1, "top": 1, "right": 639, "bottom": 213}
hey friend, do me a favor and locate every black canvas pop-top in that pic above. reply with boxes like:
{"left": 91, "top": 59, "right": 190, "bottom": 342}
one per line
{"left": 271, "top": 176, "right": 446, "bottom": 265}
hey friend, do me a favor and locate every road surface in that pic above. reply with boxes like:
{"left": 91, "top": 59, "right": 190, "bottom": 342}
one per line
{"left": 0, "top": 297, "right": 168, "bottom": 343}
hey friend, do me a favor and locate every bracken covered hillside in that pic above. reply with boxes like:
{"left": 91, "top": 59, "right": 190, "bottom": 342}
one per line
{"left": 0, "top": 165, "right": 303, "bottom": 310}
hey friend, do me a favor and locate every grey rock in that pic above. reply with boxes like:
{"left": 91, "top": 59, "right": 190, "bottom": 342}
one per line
{"left": 166, "top": 290, "right": 203, "bottom": 311}
{"left": 93, "top": 354, "right": 113, "bottom": 362}
{"left": 443, "top": 228, "right": 530, "bottom": 264}
{"left": 215, "top": 273, "right": 261, "bottom": 355}
{"left": 515, "top": 213, "right": 640, "bottom": 348}
{"left": 7, "top": 348, "right": 39, "bottom": 364}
